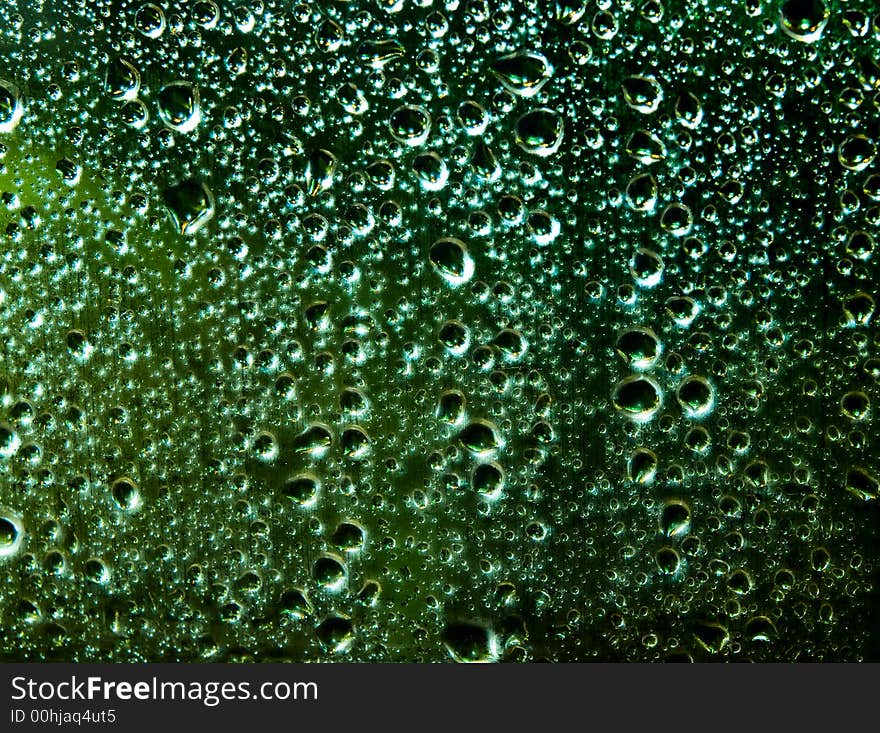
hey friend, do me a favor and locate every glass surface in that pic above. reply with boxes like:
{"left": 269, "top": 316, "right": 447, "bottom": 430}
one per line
{"left": 0, "top": 0, "right": 878, "bottom": 662}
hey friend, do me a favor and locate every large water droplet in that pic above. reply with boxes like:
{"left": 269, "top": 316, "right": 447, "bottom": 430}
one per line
{"left": 429, "top": 237, "right": 474, "bottom": 286}
{"left": 515, "top": 108, "right": 564, "bottom": 156}
{"left": 779, "top": 0, "right": 830, "bottom": 43}
{"left": 491, "top": 51, "right": 554, "bottom": 98}
{"left": 157, "top": 81, "right": 201, "bottom": 133}
{"left": 163, "top": 178, "right": 214, "bottom": 235}
{"left": 0, "top": 80, "right": 23, "bottom": 133}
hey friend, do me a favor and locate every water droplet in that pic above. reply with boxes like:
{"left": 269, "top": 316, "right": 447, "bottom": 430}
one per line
{"left": 441, "top": 622, "right": 498, "bottom": 663}
{"left": 105, "top": 58, "right": 140, "bottom": 102}
{"left": 459, "top": 419, "right": 503, "bottom": 456}
{"left": 163, "top": 178, "right": 214, "bottom": 235}
{"left": 621, "top": 75, "right": 664, "bottom": 114}
{"left": 515, "top": 108, "right": 564, "bottom": 156}
{"left": 0, "top": 514, "right": 23, "bottom": 558}
{"left": 779, "top": 0, "right": 830, "bottom": 43}
{"left": 429, "top": 237, "right": 474, "bottom": 286}
{"left": 491, "top": 51, "right": 554, "bottom": 98}
{"left": 0, "top": 80, "right": 23, "bottom": 133}
{"left": 157, "top": 82, "right": 201, "bottom": 133}
{"left": 389, "top": 105, "right": 431, "bottom": 146}
{"left": 134, "top": 3, "right": 166, "bottom": 39}
{"left": 613, "top": 376, "right": 662, "bottom": 421}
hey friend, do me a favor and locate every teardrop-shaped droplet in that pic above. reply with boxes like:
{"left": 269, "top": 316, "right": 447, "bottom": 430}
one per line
{"left": 491, "top": 51, "right": 554, "bottom": 97}
{"left": 429, "top": 237, "right": 474, "bottom": 286}
{"left": 621, "top": 75, "right": 664, "bottom": 113}
{"left": 293, "top": 423, "right": 333, "bottom": 457}
{"left": 358, "top": 39, "right": 405, "bottom": 67}
{"left": 675, "top": 91, "right": 703, "bottom": 128}
{"left": 163, "top": 178, "right": 214, "bottom": 235}
{"left": 412, "top": 152, "right": 449, "bottom": 191}
{"left": 157, "top": 81, "right": 201, "bottom": 133}
{"left": 625, "top": 173, "right": 658, "bottom": 211}
{"left": 0, "top": 80, "right": 23, "bottom": 133}
{"left": 306, "top": 149, "right": 337, "bottom": 195}
{"left": 626, "top": 129, "right": 666, "bottom": 164}
{"left": 555, "top": 1, "right": 587, "bottom": 25}
{"left": 515, "top": 108, "right": 564, "bottom": 157}
{"left": 105, "top": 57, "right": 141, "bottom": 102}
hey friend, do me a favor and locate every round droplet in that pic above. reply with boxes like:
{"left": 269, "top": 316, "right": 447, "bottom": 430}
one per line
{"left": 134, "top": 3, "right": 166, "bottom": 38}
{"left": 656, "top": 547, "right": 680, "bottom": 575}
{"left": 472, "top": 462, "right": 504, "bottom": 499}
{"left": 841, "top": 391, "right": 870, "bottom": 420}
{"left": 458, "top": 419, "right": 502, "bottom": 456}
{"left": 121, "top": 99, "right": 149, "bottom": 129}
{"left": 838, "top": 135, "right": 876, "bottom": 171}
{"left": 613, "top": 376, "right": 662, "bottom": 421}
{"left": 660, "top": 204, "right": 693, "bottom": 236}
{"left": 438, "top": 321, "right": 470, "bottom": 355}
{"left": 389, "top": 105, "right": 431, "bottom": 146}
{"left": 779, "top": 0, "right": 829, "bottom": 43}
{"left": 192, "top": 0, "right": 220, "bottom": 29}
{"left": 630, "top": 248, "right": 664, "bottom": 287}
{"left": 615, "top": 327, "right": 661, "bottom": 369}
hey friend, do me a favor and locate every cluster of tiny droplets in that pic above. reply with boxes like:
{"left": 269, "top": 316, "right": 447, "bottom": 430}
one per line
{"left": 0, "top": 0, "right": 878, "bottom": 661}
